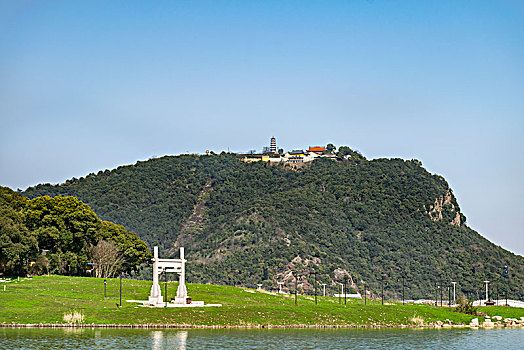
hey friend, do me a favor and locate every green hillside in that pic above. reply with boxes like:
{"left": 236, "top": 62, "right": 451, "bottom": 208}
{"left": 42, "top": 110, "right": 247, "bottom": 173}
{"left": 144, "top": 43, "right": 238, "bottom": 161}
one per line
{"left": 22, "top": 150, "right": 524, "bottom": 300}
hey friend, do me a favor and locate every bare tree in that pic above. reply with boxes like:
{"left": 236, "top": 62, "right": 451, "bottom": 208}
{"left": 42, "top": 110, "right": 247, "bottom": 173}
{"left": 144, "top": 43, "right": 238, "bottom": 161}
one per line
{"left": 87, "top": 240, "right": 124, "bottom": 278}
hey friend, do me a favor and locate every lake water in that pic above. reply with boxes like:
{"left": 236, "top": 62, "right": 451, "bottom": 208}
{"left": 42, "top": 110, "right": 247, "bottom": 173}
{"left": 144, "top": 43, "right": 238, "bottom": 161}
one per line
{"left": 1, "top": 327, "right": 523, "bottom": 349}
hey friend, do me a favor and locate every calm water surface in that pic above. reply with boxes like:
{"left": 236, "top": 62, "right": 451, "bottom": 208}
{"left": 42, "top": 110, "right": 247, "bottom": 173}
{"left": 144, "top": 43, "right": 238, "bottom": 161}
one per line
{"left": 1, "top": 327, "right": 523, "bottom": 349}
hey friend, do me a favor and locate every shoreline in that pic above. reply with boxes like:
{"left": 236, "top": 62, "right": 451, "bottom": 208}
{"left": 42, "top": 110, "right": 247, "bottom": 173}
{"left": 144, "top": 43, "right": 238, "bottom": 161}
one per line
{"left": 0, "top": 323, "right": 520, "bottom": 329}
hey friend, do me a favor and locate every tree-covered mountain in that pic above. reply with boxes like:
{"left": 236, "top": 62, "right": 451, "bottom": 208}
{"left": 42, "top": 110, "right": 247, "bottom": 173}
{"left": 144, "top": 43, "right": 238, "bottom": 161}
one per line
{"left": 22, "top": 150, "right": 524, "bottom": 300}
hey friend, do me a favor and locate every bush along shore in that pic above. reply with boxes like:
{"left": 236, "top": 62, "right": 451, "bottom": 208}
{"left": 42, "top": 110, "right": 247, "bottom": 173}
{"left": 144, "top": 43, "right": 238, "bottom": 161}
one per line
{"left": 0, "top": 276, "right": 522, "bottom": 329}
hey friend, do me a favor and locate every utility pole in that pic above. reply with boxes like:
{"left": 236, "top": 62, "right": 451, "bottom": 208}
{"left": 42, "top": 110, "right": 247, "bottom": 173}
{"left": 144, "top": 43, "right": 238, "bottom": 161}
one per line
{"left": 295, "top": 275, "right": 298, "bottom": 305}
{"left": 310, "top": 271, "right": 318, "bottom": 305}
{"left": 164, "top": 269, "right": 168, "bottom": 308}
{"left": 401, "top": 276, "right": 405, "bottom": 305}
{"left": 435, "top": 283, "right": 438, "bottom": 307}
{"left": 314, "top": 272, "right": 318, "bottom": 305}
{"left": 119, "top": 273, "right": 122, "bottom": 307}
{"left": 344, "top": 276, "right": 348, "bottom": 305}
{"left": 440, "top": 282, "right": 443, "bottom": 308}
{"left": 381, "top": 278, "right": 384, "bottom": 305}
{"left": 484, "top": 280, "right": 490, "bottom": 304}
{"left": 503, "top": 265, "right": 509, "bottom": 307}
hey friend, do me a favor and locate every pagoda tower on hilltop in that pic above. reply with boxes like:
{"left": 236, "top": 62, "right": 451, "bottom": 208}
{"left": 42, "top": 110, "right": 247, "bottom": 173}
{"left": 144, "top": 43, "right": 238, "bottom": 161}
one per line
{"left": 270, "top": 136, "right": 277, "bottom": 153}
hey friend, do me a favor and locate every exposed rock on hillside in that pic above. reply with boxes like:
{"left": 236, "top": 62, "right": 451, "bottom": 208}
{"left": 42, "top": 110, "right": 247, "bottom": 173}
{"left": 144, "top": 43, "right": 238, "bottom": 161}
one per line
{"left": 426, "top": 189, "right": 463, "bottom": 226}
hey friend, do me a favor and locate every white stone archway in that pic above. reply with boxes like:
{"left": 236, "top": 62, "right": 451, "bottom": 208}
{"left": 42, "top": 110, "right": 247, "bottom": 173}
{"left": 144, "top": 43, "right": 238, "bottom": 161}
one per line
{"left": 148, "top": 246, "right": 187, "bottom": 305}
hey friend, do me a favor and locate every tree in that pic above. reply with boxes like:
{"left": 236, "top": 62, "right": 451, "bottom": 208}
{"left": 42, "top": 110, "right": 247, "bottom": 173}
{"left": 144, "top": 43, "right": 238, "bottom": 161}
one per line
{"left": 96, "top": 221, "right": 151, "bottom": 272}
{"left": 337, "top": 146, "right": 352, "bottom": 157}
{"left": 87, "top": 240, "right": 124, "bottom": 278}
{"left": 0, "top": 186, "right": 150, "bottom": 276}
{"left": 30, "top": 255, "right": 50, "bottom": 275}
{"left": 0, "top": 206, "right": 38, "bottom": 275}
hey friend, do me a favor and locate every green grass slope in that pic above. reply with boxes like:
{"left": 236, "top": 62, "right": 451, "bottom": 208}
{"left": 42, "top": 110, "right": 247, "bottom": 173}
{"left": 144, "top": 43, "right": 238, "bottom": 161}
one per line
{"left": 3, "top": 275, "right": 517, "bottom": 326}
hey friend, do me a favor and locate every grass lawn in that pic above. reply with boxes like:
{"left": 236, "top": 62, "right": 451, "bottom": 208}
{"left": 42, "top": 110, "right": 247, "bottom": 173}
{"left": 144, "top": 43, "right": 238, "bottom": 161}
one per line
{"left": 0, "top": 276, "right": 521, "bottom": 326}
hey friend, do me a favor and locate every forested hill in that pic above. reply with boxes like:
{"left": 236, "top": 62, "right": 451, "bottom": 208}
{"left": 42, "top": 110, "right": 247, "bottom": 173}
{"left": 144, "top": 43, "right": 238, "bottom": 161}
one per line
{"left": 23, "top": 150, "right": 524, "bottom": 299}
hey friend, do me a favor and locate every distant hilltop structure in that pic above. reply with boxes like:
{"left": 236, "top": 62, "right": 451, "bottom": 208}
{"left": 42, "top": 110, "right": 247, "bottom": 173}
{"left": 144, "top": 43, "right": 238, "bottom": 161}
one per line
{"left": 241, "top": 137, "right": 337, "bottom": 165}
{"left": 270, "top": 136, "right": 277, "bottom": 153}
{"left": 308, "top": 146, "right": 325, "bottom": 154}
{"left": 263, "top": 136, "right": 278, "bottom": 154}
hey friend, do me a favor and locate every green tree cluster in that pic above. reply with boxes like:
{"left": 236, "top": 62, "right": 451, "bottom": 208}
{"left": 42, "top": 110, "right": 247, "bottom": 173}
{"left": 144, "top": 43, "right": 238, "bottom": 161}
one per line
{"left": 0, "top": 187, "right": 150, "bottom": 276}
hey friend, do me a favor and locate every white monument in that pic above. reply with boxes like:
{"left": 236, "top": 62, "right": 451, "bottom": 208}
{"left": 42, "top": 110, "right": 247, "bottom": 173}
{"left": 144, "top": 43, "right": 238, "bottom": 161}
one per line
{"left": 127, "top": 246, "right": 221, "bottom": 308}
{"left": 149, "top": 246, "right": 188, "bottom": 306}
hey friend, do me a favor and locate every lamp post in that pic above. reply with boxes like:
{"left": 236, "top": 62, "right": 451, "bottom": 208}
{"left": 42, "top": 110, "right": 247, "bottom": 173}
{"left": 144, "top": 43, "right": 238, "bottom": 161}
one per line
{"left": 119, "top": 273, "right": 122, "bottom": 307}
{"left": 294, "top": 275, "right": 298, "bottom": 305}
{"left": 311, "top": 271, "right": 318, "bottom": 305}
{"left": 381, "top": 276, "right": 385, "bottom": 305}
{"left": 402, "top": 277, "right": 405, "bottom": 305}
{"left": 164, "top": 269, "right": 168, "bottom": 308}
{"left": 484, "top": 280, "right": 490, "bottom": 305}
{"left": 434, "top": 282, "right": 438, "bottom": 307}
{"left": 343, "top": 276, "right": 348, "bottom": 305}
{"left": 399, "top": 276, "right": 406, "bottom": 305}
{"left": 503, "top": 265, "right": 509, "bottom": 306}
{"left": 439, "top": 282, "right": 443, "bottom": 307}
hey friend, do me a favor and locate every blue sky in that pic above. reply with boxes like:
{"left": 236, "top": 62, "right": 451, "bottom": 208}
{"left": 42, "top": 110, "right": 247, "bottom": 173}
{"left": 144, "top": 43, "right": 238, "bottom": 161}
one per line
{"left": 1, "top": 1, "right": 523, "bottom": 256}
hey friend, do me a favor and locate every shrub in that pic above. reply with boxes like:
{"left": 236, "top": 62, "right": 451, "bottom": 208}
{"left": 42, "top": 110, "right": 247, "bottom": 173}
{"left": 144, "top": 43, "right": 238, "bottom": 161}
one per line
{"left": 454, "top": 295, "right": 477, "bottom": 315}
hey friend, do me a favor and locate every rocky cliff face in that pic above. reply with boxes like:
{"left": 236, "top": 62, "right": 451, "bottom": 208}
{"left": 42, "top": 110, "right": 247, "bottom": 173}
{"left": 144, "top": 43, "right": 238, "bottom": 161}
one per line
{"left": 426, "top": 189, "right": 463, "bottom": 227}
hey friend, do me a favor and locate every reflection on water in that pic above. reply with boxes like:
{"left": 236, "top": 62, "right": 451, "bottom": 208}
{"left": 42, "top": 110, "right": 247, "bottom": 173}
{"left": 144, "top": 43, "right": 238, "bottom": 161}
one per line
{"left": 0, "top": 327, "right": 523, "bottom": 350}
{"left": 62, "top": 327, "right": 85, "bottom": 335}
{"left": 175, "top": 331, "right": 188, "bottom": 350}
{"left": 152, "top": 330, "right": 163, "bottom": 350}
{"left": 151, "top": 330, "right": 187, "bottom": 350}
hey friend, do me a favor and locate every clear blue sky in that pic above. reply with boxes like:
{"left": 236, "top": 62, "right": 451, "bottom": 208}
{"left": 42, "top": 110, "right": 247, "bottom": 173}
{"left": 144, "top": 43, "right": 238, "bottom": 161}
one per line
{"left": 1, "top": 1, "right": 523, "bottom": 255}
